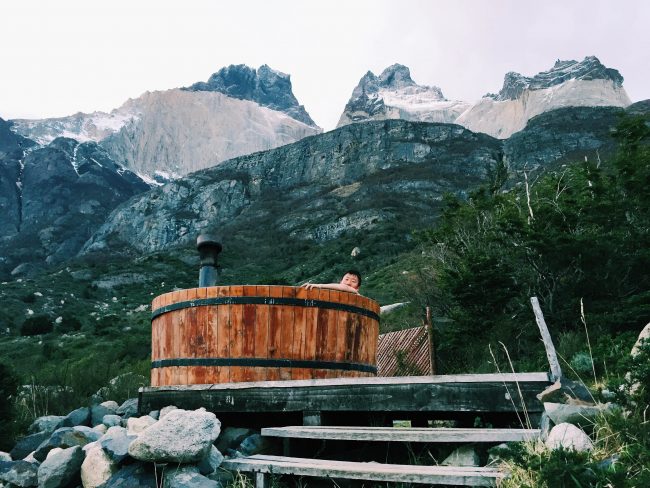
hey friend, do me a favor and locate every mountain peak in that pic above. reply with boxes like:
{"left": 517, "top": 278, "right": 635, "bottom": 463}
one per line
{"left": 488, "top": 56, "right": 625, "bottom": 101}
{"left": 183, "top": 64, "right": 317, "bottom": 127}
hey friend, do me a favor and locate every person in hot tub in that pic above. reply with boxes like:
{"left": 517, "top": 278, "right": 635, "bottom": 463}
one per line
{"left": 300, "top": 270, "right": 361, "bottom": 294}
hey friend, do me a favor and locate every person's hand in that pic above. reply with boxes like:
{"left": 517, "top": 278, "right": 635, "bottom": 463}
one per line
{"left": 301, "top": 282, "right": 319, "bottom": 290}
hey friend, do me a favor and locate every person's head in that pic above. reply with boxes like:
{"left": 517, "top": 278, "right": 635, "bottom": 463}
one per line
{"left": 340, "top": 270, "right": 362, "bottom": 291}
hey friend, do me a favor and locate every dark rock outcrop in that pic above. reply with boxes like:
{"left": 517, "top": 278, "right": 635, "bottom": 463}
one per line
{"left": 184, "top": 64, "right": 317, "bottom": 127}
{"left": 487, "top": 56, "right": 625, "bottom": 101}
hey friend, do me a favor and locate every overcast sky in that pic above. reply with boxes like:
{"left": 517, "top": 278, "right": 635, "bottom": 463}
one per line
{"left": 1, "top": 0, "right": 648, "bottom": 130}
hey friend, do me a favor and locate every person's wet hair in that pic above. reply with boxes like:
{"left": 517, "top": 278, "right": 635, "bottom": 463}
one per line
{"left": 345, "top": 269, "right": 362, "bottom": 286}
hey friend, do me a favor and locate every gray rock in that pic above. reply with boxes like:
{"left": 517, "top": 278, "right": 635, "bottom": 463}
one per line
{"left": 126, "top": 415, "right": 156, "bottom": 435}
{"left": 546, "top": 423, "right": 593, "bottom": 452}
{"left": 163, "top": 465, "right": 219, "bottom": 488}
{"left": 0, "top": 454, "right": 9, "bottom": 463}
{"left": 37, "top": 445, "right": 84, "bottom": 488}
{"left": 237, "top": 434, "right": 272, "bottom": 457}
{"left": 486, "top": 443, "right": 510, "bottom": 466}
{"left": 93, "top": 424, "right": 108, "bottom": 435}
{"left": 61, "top": 406, "right": 90, "bottom": 427}
{"left": 27, "top": 415, "right": 65, "bottom": 436}
{"left": 100, "top": 426, "right": 138, "bottom": 463}
{"left": 149, "top": 410, "right": 160, "bottom": 420}
{"left": 537, "top": 378, "right": 594, "bottom": 404}
{"left": 215, "top": 427, "right": 256, "bottom": 453}
{"left": 103, "top": 414, "right": 123, "bottom": 428}
{"left": 128, "top": 408, "right": 221, "bottom": 463}
{"left": 103, "top": 462, "right": 157, "bottom": 488}
{"left": 33, "top": 426, "right": 101, "bottom": 462}
{"left": 115, "top": 398, "right": 139, "bottom": 419}
{"left": 101, "top": 400, "right": 120, "bottom": 411}
{"left": 0, "top": 460, "right": 38, "bottom": 487}
{"left": 10, "top": 431, "right": 50, "bottom": 461}
{"left": 159, "top": 405, "right": 178, "bottom": 419}
{"left": 81, "top": 445, "right": 118, "bottom": 488}
{"left": 197, "top": 446, "right": 224, "bottom": 476}
{"left": 441, "top": 445, "right": 480, "bottom": 467}
{"left": 544, "top": 402, "right": 611, "bottom": 426}
{"left": 92, "top": 403, "right": 118, "bottom": 426}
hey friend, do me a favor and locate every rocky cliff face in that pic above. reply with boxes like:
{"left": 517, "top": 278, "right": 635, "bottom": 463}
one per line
{"left": 337, "top": 64, "right": 470, "bottom": 128}
{"left": 82, "top": 102, "right": 649, "bottom": 259}
{"left": 99, "top": 89, "right": 320, "bottom": 181}
{"left": 183, "top": 64, "right": 317, "bottom": 127}
{"left": 82, "top": 120, "right": 501, "bottom": 254}
{"left": 0, "top": 127, "right": 149, "bottom": 274}
{"left": 338, "top": 57, "right": 632, "bottom": 139}
{"left": 9, "top": 66, "right": 321, "bottom": 181}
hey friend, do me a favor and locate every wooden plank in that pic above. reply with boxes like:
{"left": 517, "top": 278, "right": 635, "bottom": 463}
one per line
{"left": 241, "top": 286, "right": 258, "bottom": 382}
{"left": 255, "top": 286, "right": 271, "bottom": 382}
{"left": 221, "top": 455, "right": 503, "bottom": 486}
{"left": 314, "top": 289, "right": 330, "bottom": 380}
{"left": 279, "top": 287, "right": 295, "bottom": 381}
{"left": 229, "top": 286, "right": 244, "bottom": 382}
{"left": 292, "top": 287, "right": 310, "bottom": 380}
{"left": 530, "top": 297, "right": 562, "bottom": 381}
{"left": 204, "top": 286, "right": 220, "bottom": 384}
{"left": 139, "top": 373, "right": 550, "bottom": 414}
{"left": 267, "top": 286, "right": 283, "bottom": 381}
{"left": 261, "top": 426, "right": 540, "bottom": 443}
{"left": 216, "top": 286, "right": 231, "bottom": 384}
{"left": 324, "top": 291, "right": 339, "bottom": 379}
{"left": 303, "top": 288, "right": 319, "bottom": 380}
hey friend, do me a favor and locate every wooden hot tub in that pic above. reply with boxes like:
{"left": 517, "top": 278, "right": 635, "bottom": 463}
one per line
{"left": 150, "top": 285, "right": 380, "bottom": 386}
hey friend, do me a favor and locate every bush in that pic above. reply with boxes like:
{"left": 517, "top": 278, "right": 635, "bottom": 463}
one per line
{"left": 20, "top": 315, "right": 53, "bottom": 336}
{"left": 58, "top": 314, "right": 82, "bottom": 333}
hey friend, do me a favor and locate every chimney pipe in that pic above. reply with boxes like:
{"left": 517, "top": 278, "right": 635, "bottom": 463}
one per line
{"left": 197, "top": 234, "right": 222, "bottom": 287}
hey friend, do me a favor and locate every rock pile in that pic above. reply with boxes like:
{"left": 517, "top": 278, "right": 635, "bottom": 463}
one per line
{"left": 0, "top": 399, "right": 266, "bottom": 488}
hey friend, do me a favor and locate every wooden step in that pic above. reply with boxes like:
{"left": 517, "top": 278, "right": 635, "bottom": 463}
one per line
{"left": 222, "top": 454, "right": 505, "bottom": 487}
{"left": 262, "top": 426, "right": 540, "bottom": 443}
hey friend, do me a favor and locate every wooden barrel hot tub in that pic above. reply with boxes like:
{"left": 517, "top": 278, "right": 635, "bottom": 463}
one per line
{"left": 150, "top": 285, "right": 380, "bottom": 386}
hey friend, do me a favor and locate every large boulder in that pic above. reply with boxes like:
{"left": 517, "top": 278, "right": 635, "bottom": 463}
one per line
{"left": 128, "top": 408, "right": 221, "bottom": 463}
{"left": 215, "top": 427, "right": 256, "bottom": 453}
{"left": 116, "top": 398, "right": 139, "bottom": 420}
{"left": 10, "top": 431, "right": 50, "bottom": 460}
{"left": 546, "top": 423, "right": 593, "bottom": 452}
{"left": 0, "top": 460, "right": 38, "bottom": 487}
{"left": 536, "top": 378, "right": 594, "bottom": 405}
{"left": 103, "top": 462, "right": 157, "bottom": 488}
{"left": 36, "top": 445, "right": 84, "bottom": 488}
{"left": 100, "top": 426, "right": 138, "bottom": 463}
{"left": 81, "top": 445, "right": 118, "bottom": 488}
{"left": 27, "top": 416, "right": 65, "bottom": 436}
{"left": 103, "top": 414, "right": 123, "bottom": 428}
{"left": 91, "top": 402, "right": 118, "bottom": 426}
{"left": 441, "top": 445, "right": 481, "bottom": 467}
{"left": 127, "top": 415, "right": 157, "bottom": 435}
{"left": 61, "top": 406, "right": 90, "bottom": 427}
{"left": 544, "top": 402, "right": 612, "bottom": 426}
{"left": 197, "top": 446, "right": 224, "bottom": 476}
{"left": 33, "top": 426, "right": 101, "bottom": 461}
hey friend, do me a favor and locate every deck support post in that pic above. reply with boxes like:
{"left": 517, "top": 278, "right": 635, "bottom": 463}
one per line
{"left": 303, "top": 410, "right": 322, "bottom": 426}
{"left": 256, "top": 472, "right": 268, "bottom": 488}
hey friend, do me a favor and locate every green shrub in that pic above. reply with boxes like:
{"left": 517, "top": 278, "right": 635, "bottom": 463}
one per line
{"left": 58, "top": 314, "right": 82, "bottom": 333}
{"left": 20, "top": 315, "right": 53, "bottom": 336}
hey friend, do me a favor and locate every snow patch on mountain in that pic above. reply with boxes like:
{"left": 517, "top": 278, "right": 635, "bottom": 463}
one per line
{"left": 11, "top": 109, "right": 141, "bottom": 145}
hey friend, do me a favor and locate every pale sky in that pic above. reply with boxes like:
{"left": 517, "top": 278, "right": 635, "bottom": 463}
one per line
{"left": 1, "top": 0, "right": 648, "bottom": 131}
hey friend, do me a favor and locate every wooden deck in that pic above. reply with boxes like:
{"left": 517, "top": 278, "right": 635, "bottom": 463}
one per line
{"left": 222, "top": 455, "right": 505, "bottom": 487}
{"left": 261, "top": 426, "right": 541, "bottom": 443}
{"left": 139, "top": 373, "right": 551, "bottom": 426}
